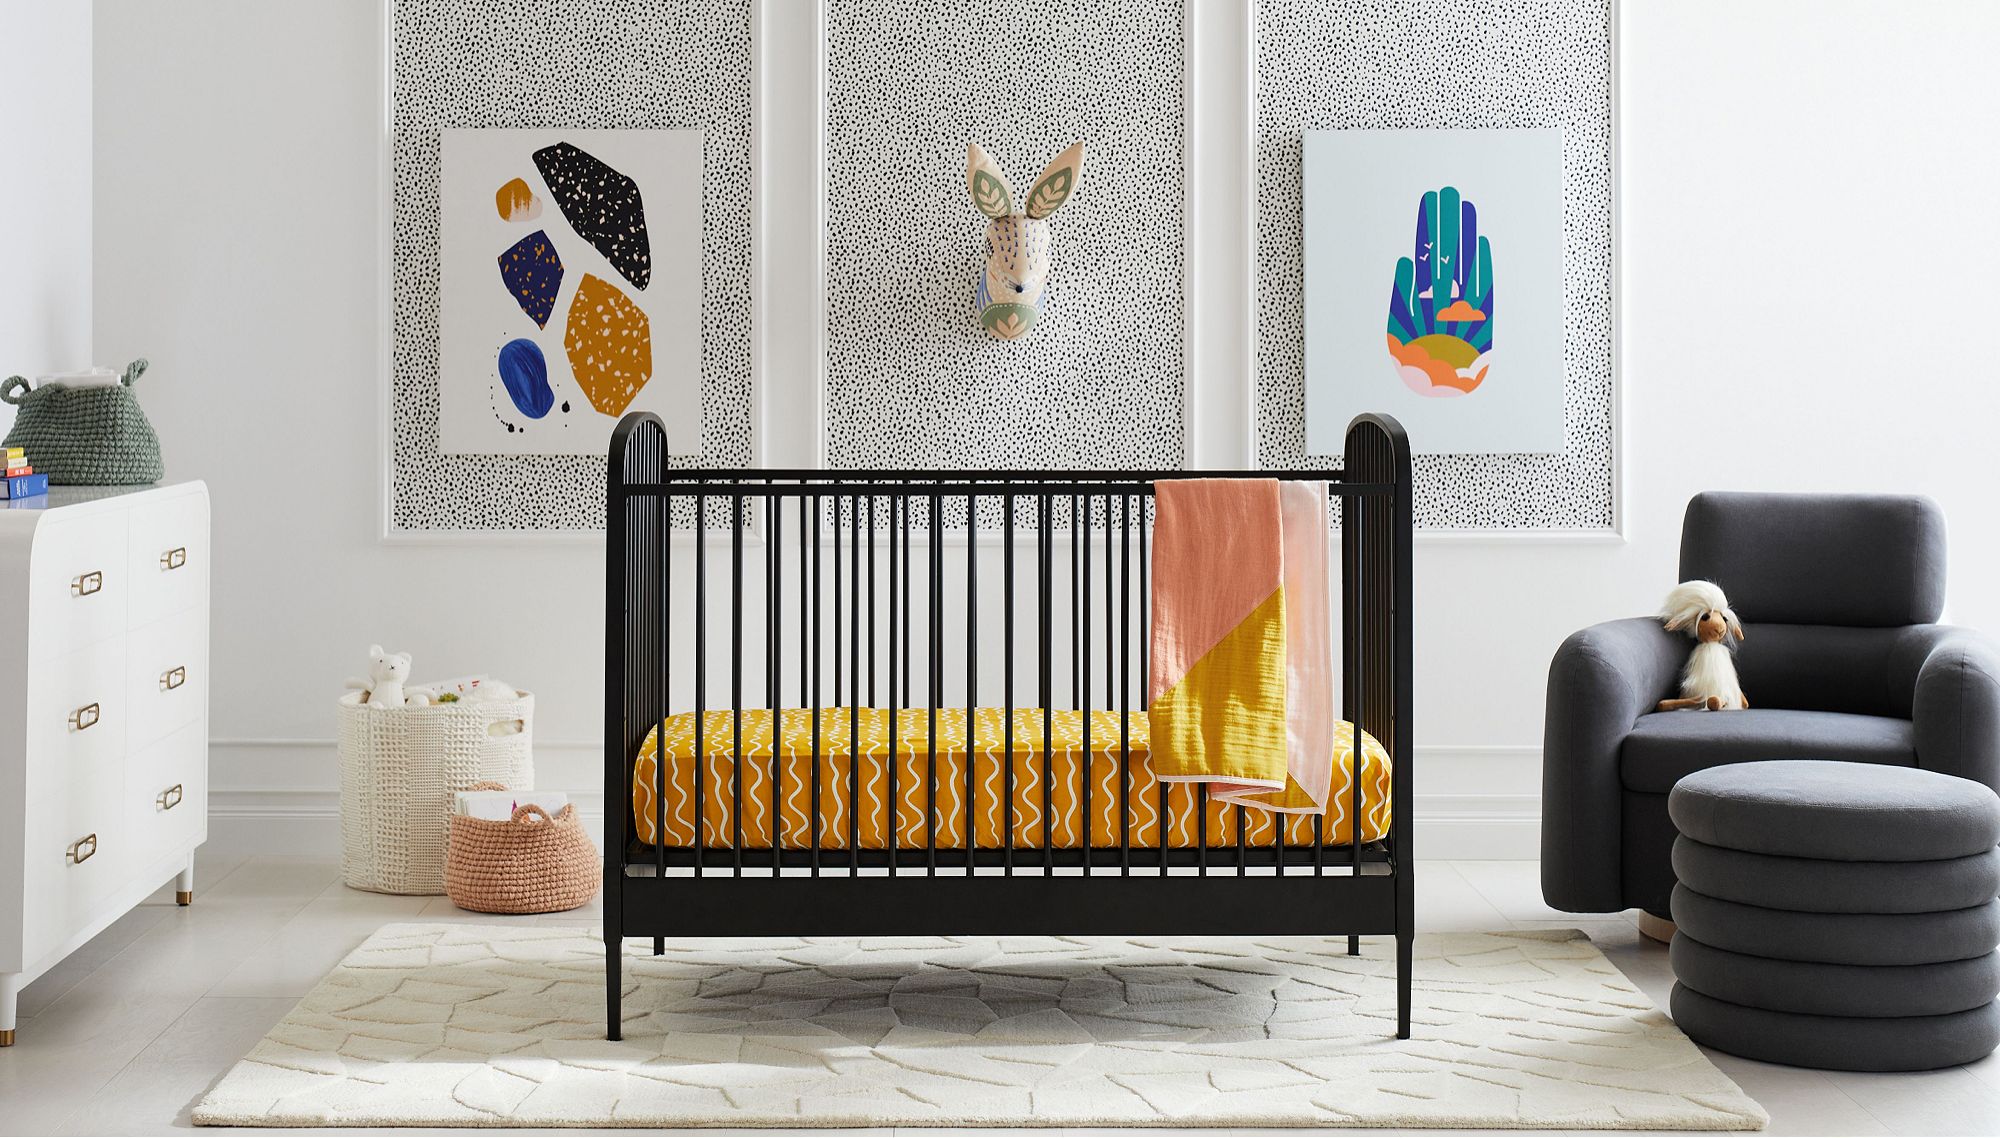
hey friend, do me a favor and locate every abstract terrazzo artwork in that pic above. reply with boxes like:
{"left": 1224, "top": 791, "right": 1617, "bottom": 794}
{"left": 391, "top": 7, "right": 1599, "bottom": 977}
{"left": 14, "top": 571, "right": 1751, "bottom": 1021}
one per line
{"left": 436, "top": 127, "right": 701, "bottom": 457}
{"left": 393, "top": 0, "right": 749, "bottom": 528}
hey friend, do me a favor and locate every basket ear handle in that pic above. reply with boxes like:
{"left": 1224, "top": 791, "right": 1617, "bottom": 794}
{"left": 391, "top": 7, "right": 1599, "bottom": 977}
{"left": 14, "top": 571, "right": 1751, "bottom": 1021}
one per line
{"left": 511, "top": 803, "right": 553, "bottom": 825}
{"left": 468, "top": 780, "right": 508, "bottom": 792}
{"left": 1, "top": 377, "right": 28, "bottom": 406}
{"left": 121, "top": 359, "right": 149, "bottom": 387}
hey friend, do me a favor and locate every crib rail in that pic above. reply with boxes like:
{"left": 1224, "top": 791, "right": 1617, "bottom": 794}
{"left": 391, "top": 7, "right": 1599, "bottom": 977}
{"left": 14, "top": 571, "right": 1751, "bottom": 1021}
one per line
{"left": 606, "top": 415, "right": 1411, "bottom": 884}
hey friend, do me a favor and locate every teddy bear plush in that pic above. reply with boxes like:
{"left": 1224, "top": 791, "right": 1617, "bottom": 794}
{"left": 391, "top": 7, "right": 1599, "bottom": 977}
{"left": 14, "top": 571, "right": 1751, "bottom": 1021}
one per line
{"left": 347, "top": 645, "right": 432, "bottom": 708}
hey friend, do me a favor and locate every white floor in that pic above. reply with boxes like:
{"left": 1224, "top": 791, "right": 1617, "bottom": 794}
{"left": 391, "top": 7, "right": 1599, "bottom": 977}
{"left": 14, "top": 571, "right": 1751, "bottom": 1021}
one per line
{"left": 1, "top": 854, "right": 1995, "bottom": 1136}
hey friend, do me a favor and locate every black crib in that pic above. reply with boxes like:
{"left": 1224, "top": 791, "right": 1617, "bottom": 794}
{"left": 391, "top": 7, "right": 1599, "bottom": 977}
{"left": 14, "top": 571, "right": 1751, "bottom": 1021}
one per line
{"left": 603, "top": 412, "right": 1415, "bottom": 1039}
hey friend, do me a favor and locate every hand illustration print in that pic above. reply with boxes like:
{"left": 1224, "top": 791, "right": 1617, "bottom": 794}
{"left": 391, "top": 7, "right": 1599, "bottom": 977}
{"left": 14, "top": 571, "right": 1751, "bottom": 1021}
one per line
{"left": 1385, "top": 185, "right": 1493, "bottom": 397}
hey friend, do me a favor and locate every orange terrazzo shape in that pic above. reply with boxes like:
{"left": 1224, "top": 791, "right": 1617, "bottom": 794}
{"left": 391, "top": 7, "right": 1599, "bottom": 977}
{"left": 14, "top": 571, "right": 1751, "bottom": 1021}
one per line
{"left": 564, "top": 273, "right": 654, "bottom": 417}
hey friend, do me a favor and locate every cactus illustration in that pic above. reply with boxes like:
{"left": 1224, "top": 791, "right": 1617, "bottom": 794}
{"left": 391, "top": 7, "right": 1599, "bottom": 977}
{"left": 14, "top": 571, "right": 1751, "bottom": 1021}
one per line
{"left": 1386, "top": 185, "right": 1494, "bottom": 397}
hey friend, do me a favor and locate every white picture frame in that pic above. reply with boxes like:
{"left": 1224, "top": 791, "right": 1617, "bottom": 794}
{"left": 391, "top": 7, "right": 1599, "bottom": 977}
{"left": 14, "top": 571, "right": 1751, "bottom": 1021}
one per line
{"left": 1303, "top": 128, "right": 1565, "bottom": 457}
{"left": 437, "top": 127, "right": 703, "bottom": 458}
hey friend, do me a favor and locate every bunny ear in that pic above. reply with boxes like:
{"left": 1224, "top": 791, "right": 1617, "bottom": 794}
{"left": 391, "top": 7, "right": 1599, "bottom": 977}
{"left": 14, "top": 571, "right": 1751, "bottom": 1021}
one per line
{"left": 1024, "top": 142, "right": 1084, "bottom": 219}
{"left": 968, "top": 143, "right": 1014, "bottom": 219}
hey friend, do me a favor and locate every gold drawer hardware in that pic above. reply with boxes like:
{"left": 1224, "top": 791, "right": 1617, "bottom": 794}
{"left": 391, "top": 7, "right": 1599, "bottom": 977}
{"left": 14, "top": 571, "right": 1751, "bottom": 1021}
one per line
{"left": 161, "top": 547, "right": 187, "bottom": 571}
{"left": 69, "top": 702, "right": 101, "bottom": 731}
{"left": 161, "top": 666, "right": 187, "bottom": 691}
{"left": 72, "top": 570, "right": 103, "bottom": 596}
{"left": 66, "top": 834, "right": 97, "bottom": 865}
{"left": 158, "top": 784, "right": 184, "bottom": 811}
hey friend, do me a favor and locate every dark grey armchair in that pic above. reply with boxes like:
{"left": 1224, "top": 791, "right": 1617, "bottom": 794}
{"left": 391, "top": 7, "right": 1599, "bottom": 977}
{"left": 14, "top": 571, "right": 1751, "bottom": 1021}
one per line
{"left": 1542, "top": 492, "right": 2000, "bottom": 920}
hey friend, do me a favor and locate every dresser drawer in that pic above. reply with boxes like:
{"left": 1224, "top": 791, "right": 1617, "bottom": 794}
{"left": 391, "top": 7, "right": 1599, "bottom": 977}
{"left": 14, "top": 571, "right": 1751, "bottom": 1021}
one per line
{"left": 128, "top": 724, "right": 205, "bottom": 866}
{"left": 128, "top": 608, "right": 207, "bottom": 751}
{"left": 128, "top": 492, "right": 208, "bottom": 626}
{"left": 28, "top": 637, "right": 128, "bottom": 770}
{"left": 29, "top": 512, "right": 129, "bottom": 653}
{"left": 20, "top": 739, "right": 126, "bottom": 967}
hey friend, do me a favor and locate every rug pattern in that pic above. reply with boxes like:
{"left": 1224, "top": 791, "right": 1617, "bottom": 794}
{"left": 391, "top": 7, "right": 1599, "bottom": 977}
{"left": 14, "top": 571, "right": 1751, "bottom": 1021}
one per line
{"left": 195, "top": 924, "right": 1766, "bottom": 1129}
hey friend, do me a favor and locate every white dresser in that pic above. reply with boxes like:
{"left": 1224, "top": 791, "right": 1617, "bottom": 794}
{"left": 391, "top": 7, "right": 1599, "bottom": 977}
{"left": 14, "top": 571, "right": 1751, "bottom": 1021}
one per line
{"left": 0, "top": 482, "right": 209, "bottom": 1046}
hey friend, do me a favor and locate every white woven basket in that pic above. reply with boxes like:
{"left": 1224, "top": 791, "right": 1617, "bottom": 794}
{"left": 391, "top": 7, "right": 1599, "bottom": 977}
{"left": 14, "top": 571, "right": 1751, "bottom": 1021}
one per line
{"left": 337, "top": 689, "right": 535, "bottom": 894}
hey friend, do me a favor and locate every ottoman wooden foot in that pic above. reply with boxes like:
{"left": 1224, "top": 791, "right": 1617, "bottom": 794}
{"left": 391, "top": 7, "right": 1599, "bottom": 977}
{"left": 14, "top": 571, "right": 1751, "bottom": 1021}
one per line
{"left": 1636, "top": 910, "right": 1676, "bottom": 943}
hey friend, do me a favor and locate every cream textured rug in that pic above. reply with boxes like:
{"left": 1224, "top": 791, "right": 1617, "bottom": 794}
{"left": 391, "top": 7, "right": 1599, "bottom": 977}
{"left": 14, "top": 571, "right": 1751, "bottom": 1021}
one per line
{"left": 195, "top": 923, "right": 1766, "bottom": 1130}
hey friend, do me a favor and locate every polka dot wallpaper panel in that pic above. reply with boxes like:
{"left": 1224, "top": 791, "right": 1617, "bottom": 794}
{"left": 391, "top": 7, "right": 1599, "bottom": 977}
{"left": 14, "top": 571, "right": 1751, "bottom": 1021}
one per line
{"left": 391, "top": 0, "right": 751, "bottom": 531}
{"left": 1257, "top": 0, "right": 1616, "bottom": 530}
{"left": 824, "top": 0, "right": 1187, "bottom": 477}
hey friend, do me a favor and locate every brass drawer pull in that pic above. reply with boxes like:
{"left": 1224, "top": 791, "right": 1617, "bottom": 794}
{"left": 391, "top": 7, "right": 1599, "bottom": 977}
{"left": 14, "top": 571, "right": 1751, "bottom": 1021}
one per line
{"left": 66, "top": 834, "right": 97, "bottom": 865}
{"left": 161, "top": 547, "right": 187, "bottom": 571}
{"left": 159, "top": 784, "right": 184, "bottom": 811}
{"left": 161, "top": 666, "right": 186, "bottom": 691}
{"left": 69, "top": 702, "right": 101, "bottom": 731}
{"left": 72, "top": 570, "right": 103, "bottom": 596}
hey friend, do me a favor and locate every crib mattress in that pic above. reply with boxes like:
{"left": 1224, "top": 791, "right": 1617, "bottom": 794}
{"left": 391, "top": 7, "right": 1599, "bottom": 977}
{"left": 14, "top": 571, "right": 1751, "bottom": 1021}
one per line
{"left": 631, "top": 707, "right": 1391, "bottom": 850}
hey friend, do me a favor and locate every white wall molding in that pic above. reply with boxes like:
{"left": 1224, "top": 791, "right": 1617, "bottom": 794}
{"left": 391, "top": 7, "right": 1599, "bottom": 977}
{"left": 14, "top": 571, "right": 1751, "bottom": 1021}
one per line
{"left": 1183, "top": 0, "right": 1256, "bottom": 469}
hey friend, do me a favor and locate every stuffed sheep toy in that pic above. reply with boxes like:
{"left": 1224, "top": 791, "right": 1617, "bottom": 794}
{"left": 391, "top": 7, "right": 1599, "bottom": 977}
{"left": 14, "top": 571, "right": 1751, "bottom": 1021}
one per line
{"left": 1657, "top": 581, "right": 1747, "bottom": 711}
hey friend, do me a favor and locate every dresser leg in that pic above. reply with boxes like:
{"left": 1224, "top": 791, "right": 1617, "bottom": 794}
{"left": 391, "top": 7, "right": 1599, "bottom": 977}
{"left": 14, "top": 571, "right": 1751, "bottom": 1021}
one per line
{"left": 176, "top": 854, "right": 196, "bottom": 906}
{"left": 1, "top": 971, "right": 19, "bottom": 1045}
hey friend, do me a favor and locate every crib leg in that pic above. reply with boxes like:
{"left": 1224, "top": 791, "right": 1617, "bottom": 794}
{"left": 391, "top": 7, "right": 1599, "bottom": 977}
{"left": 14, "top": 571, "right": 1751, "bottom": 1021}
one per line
{"left": 653, "top": 936, "right": 664, "bottom": 956}
{"left": 606, "top": 935, "right": 623, "bottom": 1042}
{"left": 1346, "top": 934, "right": 1360, "bottom": 956}
{"left": 1395, "top": 931, "right": 1413, "bottom": 1040}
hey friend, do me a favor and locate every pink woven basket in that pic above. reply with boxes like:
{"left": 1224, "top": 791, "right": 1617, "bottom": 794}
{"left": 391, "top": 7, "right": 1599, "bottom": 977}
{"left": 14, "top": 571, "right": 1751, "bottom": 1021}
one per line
{"left": 444, "top": 782, "right": 600, "bottom": 914}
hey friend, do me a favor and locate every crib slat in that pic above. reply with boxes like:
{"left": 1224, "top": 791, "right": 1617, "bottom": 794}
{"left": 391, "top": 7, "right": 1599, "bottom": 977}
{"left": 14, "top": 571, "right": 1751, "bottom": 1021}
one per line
{"left": 732, "top": 492, "right": 744, "bottom": 878}
{"left": 769, "top": 487, "right": 782, "bottom": 872}
{"left": 694, "top": 494, "right": 707, "bottom": 877}
{"left": 850, "top": 493, "right": 862, "bottom": 869}
{"left": 888, "top": 496, "right": 900, "bottom": 876}
{"left": 811, "top": 493, "right": 822, "bottom": 878}
{"left": 1236, "top": 802, "right": 1246, "bottom": 879}
{"left": 1118, "top": 493, "right": 1130, "bottom": 876}
{"left": 965, "top": 491, "right": 977, "bottom": 874}
{"left": 903, "top": 497, "right": 912, "bottom": 708}
{"left": 1352, "top": 489, "right": 1364, "bottom": 885}
{"left": 1039, "top": 492, "right": 1054, "bottom": 870}
{"left": 654, "top": 472, "right": 667, "bottom": 885}
{"left": 1198, "top": 784, "right": 1208, "bottom": 875}
{"left": 867, "top": 493, "right": 876, "bottom": 708}
{"left": 927, "top": 489, "right": 941, "bottom": 877}
{"left": 1003, "top": 490, "right": 1015, "bottom": 876}
{"left": 1081, "top": 493, "right": 1092, "bottom": 875}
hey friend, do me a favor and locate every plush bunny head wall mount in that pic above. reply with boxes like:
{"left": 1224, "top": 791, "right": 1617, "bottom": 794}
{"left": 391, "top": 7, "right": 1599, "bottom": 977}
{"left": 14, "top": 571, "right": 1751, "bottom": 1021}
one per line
{"left": 967, "top": 141, "right": 1084, "bottom": 340}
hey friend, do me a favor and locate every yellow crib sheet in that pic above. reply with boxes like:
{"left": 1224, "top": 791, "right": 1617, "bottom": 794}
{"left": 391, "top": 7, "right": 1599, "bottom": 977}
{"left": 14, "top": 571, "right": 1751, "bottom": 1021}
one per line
{"left": 631, "top": 707, "right": 1391, "bottom": 850}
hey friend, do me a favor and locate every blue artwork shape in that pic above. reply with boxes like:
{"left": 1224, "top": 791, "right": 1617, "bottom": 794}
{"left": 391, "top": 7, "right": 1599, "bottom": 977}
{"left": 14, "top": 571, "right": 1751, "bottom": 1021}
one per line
{"left": 498, "top": 230, "right": 564, "bottom": 328}
{"left": 497, "top": 338, "right": 554, "bottom": 419}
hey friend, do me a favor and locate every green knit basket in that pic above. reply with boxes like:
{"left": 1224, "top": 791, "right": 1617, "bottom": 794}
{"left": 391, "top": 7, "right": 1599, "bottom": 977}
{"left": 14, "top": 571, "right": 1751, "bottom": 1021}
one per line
{"left": 1, "top": 359, "right": 164, "bottom": 485}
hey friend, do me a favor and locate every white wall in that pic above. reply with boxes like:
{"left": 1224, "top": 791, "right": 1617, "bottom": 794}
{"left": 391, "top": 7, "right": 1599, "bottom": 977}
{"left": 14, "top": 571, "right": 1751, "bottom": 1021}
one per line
{"left": 89, "top": 0, "right": 2000, "bottom": 856}
{"left": 1, "top": 1, "right": 93, "bottom": 433}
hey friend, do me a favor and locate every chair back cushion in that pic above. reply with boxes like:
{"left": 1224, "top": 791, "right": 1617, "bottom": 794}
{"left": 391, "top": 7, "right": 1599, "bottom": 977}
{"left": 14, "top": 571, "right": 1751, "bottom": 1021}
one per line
{"left": 1679, "top": 492, "right": 1945, "bottom": 627}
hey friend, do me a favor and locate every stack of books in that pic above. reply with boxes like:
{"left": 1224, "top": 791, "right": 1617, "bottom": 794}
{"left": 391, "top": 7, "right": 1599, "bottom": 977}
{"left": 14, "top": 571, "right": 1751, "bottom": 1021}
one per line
{"left": 0, "top": 449, "right": 45, "bottom": 500}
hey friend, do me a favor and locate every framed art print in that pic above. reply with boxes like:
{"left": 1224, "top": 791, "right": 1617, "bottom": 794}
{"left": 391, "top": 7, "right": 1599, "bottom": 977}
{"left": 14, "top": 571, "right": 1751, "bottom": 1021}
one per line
{"left": 437, "top": 127, "right": 703, "bottom": 456}
{"left": 1303, "top": 128, "right": 1565, "bottom": 456}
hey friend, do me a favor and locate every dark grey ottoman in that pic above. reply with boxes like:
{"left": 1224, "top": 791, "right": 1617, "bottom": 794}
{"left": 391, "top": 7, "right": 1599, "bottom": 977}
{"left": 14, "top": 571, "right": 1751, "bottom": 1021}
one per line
{"left": 1667, "top": 760, "right": 2000, "bottom": 1071}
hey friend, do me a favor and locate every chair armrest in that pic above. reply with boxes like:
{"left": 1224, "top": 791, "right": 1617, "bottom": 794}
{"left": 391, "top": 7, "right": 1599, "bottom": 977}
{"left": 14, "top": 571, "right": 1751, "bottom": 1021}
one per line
{"left": 1913, "top": 628, "right": 2000, "bottom": 792}
{"left": 1542, "top": 617, "right": 1686, "bottom": 912}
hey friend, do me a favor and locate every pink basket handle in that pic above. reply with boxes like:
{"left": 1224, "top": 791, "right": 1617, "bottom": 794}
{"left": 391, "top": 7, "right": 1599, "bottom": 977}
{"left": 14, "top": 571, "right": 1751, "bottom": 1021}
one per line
{"left": 511, "top": 803, "right": 553, "bottom": 825}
